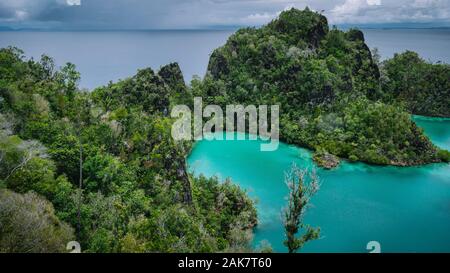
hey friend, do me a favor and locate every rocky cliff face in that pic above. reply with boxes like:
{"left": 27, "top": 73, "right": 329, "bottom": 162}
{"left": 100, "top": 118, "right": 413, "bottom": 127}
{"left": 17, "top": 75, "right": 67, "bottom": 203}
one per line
{"left": 158, "top": 62, "right": 186, "bottom": 94}
{"left": 267, "top": 7, "right": 329, "bottom": 48}
{"left": 206, "top": 8, "right": 381, "bottom": 105}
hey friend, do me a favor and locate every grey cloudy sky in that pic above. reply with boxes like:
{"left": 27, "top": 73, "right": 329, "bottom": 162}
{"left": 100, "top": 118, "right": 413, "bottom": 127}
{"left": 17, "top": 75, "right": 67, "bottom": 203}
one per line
{"left": 0, "top": 0, "right": 449, "bottom": 29}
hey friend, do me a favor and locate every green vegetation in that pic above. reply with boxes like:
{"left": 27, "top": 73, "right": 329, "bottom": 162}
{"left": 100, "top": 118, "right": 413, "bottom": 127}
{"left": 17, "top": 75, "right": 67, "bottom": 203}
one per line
{"left": 0, "top": 7, "right": 448, "bottom": 253}
{"left": 0, "top": 47, "right": 257, "bottom": 253}
{"left": 0, "top": 189, "right": 75, "bottom": 253}
{"left": 312, "top": 150, "right": 340, "bottom": 169}
{"left": 380, "top": 50, "right": 449, "bottom": 117}
{"left": 283, "top": 165, "right": 320, "bottom": 253}
{"left": 193, "top": 7, "right": 449, "bottom": 167}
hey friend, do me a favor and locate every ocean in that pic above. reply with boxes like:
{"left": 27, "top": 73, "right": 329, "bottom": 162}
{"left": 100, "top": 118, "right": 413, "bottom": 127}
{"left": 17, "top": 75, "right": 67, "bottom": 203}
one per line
{"left": 1, "top": 28, "right": 449, "bottom": 90}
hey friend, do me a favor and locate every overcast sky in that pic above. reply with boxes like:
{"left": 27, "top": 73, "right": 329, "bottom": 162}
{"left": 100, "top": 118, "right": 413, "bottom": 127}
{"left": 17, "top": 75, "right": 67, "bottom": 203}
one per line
{"left": 0, "top": 0, "right": 449, "bottom": 29}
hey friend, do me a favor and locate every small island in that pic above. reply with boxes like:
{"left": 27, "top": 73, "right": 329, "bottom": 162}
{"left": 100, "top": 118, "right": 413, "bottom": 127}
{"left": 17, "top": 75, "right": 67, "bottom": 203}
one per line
{"left": 194, "top": 8, "right": 450, "bottom": 169}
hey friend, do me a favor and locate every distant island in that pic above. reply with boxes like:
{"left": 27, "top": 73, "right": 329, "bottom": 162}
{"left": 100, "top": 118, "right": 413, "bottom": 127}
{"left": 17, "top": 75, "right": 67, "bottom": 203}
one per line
{"left": 1, "top": 22, "right": 450, "bottom": 32}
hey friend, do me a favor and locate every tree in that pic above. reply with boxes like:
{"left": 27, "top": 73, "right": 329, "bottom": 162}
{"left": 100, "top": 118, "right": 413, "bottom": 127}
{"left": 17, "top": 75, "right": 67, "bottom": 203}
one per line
{"left": 0, "top": 189, "right": 74, "bottom": 253}
{"left": 198, "top": 8, "right": 444, "bottom": 167}
{"left": 371, "top": 47, "right": 381, "bottom": 66}
{"left": 381, "top": 51, "right": 450, "bottom": 117}
{"left": 283, "top": 165, "right": 320, "bottom": 253}
{"left": 58, "top": 62, "right": 80, "bottom": 99}
{"left": 0, "top": 45, "right": 260, "bottom": 253}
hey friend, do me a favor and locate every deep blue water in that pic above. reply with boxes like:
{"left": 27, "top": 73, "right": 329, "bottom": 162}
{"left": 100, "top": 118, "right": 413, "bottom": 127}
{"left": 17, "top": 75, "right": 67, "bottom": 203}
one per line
{"left": 0, "top": 28, "right": 449, "bottom": 89}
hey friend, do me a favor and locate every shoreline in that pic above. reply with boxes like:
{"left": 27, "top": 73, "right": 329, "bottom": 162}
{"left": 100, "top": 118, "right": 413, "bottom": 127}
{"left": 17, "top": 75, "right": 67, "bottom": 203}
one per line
{"left": 187, "top": 125, "right": 450, "bottom": 172}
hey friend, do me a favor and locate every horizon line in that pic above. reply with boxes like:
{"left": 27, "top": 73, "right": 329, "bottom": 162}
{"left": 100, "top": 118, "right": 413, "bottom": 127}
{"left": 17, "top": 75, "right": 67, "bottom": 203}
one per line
{"left": 1, "top": 22, "right": 450, "bottom": 32}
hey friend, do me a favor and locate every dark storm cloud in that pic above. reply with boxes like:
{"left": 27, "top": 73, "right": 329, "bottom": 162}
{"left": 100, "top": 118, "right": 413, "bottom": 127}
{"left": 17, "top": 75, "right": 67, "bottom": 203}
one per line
{"left": 33, "top": 0, "right": 173, "bottom": 28}
{"left": 0, "top": 8, "right": 13, "bottom": 20}
{"left": 0, "top": 0, "right": 449, "bottom": 29}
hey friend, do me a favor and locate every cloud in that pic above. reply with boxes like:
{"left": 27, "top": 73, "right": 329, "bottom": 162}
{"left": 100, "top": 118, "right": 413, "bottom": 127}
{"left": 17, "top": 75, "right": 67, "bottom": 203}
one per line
{"left": 66, "top": 0, "right": 81, "bottom": 6}
{"left": 366, "top": 0, "right": 381, "bottom": 5}
{"left": 0, "top": 0, "right": 448, "bottom": 28}
{"left": 329, "top": 0, "right": 450, "bottom": 24}
{"left": 241, "top": 12, "right": 276, "bottom": 25}
{"left": 239, "top": 6, "right": 296, "bottom": 25}
{"left": 330, "top": 0, "right": 382, "bottom": 23}
{"left": 0, "top": 0, "right": 80, "bottom": 22}
{"left": 14, "top": 10, "right": 29, "bottom": 20}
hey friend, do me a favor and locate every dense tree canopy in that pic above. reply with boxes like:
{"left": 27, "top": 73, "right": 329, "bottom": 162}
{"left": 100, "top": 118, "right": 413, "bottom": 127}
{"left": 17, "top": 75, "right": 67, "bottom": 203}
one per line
{"left": 0, "top": 8, "right": 448, "bottom": 253}
{"left": 380, "top": 51, "right": 450, "bottom": 117}
{"left": 0, "top": 46, "right": 257, "bottom": 253}
{"left": 0, "top": 189, "right": 75, "bottom": 253}
{"left": 193, "top": 7, "right": 449, "bottom": 167}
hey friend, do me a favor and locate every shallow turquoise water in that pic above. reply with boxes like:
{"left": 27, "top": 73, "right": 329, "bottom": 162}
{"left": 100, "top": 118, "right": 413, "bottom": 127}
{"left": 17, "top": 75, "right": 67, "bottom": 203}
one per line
{"left": 413, "top": 115, "right": 450, "bottom": 150}
{"left": 187, "top": 118, "right": 450, "bottom": 253}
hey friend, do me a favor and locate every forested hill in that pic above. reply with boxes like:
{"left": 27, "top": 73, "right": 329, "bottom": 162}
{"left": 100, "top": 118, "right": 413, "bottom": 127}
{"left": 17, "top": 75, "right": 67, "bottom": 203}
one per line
{"left": 193, "top": 7, "right": 450, "bottom": 168}
{"left": 380, "top": 51, "right": 449, "bottom": 117}
{"left": 0, "top": 8, "right": 449, "bottom": 253}
{"left": 0, "top": 47, "right": 257, "bottom": 253}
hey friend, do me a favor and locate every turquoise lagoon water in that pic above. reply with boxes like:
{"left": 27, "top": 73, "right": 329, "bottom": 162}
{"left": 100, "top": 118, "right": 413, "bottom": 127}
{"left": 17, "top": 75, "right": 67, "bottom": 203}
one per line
{"left": 2, "top": 29, "right": 448, "bottom": 252}
{"left": 413, "top": 115, "right": 450, "bottom": 150}
{"left": 187, "top": 117, "right": 450, "bottom": 253}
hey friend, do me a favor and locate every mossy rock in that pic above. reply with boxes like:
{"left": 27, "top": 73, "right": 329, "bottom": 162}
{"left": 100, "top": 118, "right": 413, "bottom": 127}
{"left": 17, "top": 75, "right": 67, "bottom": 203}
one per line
{"left": 313, "top": 151, "right": 340, "bottom": 169}
{"left": 158, "top": 62, "right": 185, "bottom": 93}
